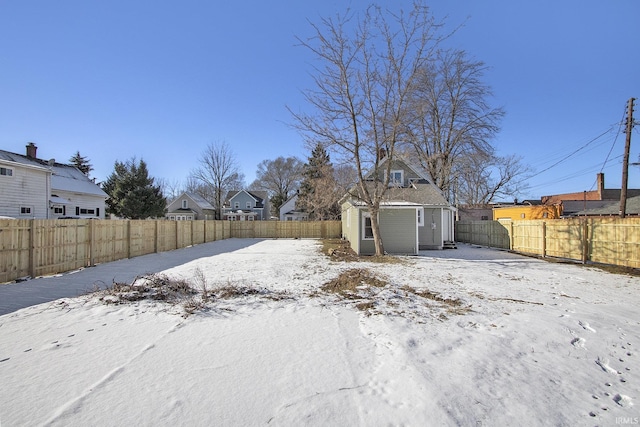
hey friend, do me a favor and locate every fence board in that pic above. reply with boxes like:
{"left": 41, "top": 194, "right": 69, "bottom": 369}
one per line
{"left": 456, "top": 218, "right": 640, "bottom": 269}
{"left": 0, "top": 220, "right": 341, "bottom": 283}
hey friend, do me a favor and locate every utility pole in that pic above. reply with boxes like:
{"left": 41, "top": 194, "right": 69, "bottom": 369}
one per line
{"left": 620, "top": 97, "right": 635, "bottom": 218}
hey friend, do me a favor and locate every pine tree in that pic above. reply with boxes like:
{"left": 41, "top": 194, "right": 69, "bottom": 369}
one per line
{"left": 102, "top": 158, "right": 167, "bottom": 219}
{"left": 69, "top": 151, "right": 93, "bottom": 176}
{"left": 297, "top": 143, "right": 340, "bottom": 220}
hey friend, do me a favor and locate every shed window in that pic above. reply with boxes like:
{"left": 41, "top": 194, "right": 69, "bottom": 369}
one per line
{"left": 417, "top": 207, "right": 424, "bottom": 227}
{"left": 362, "top": 212, "right": 374, "bottom": 240}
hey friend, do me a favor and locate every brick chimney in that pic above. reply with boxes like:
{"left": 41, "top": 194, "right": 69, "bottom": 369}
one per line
{"left": 597, "top": 173, "right": 605, "bottom": 197}
{"left": 26, "top": 142, "right": 38, "bottom": 158}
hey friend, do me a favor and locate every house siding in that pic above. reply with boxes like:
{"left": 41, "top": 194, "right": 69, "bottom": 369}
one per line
{"left": 53, "top": 190, "right": 106, "bottom": 218}
{"left": 0, "top": 161, "right": 50, "bottom": 218}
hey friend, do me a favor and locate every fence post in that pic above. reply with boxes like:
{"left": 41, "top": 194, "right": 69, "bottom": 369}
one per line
{"left": 154, "top": 220, "right": 159, "bottom": 253}
{"left": 581, "top": 219, "right": 589, "bottom": 264}
{"left": 542, "top": 221, "right": 547, "bottom": 258}
{"left": 89, "top": 219, "right": 95, "bottom": 266}
{"left": 126, "top": 220, "right": 131, "bottom": 259}
{"left": 509, "top": 221, "right": 514, "bottom": 250}
{"left": 175, "top": 220, "right": 179, "bottom": 249}
{"left": 28, "top": 219, "right": 36, "bottom": 278}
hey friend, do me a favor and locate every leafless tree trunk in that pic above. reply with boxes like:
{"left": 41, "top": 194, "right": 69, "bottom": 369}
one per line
{"left": 291, "top": 2, "right": 446, "bottom": 255}
{"left": 190, "top": 142, "right": 245, "bottom": 219}
{"left": 407, "top": 49, "right": 505, "bottom": 201}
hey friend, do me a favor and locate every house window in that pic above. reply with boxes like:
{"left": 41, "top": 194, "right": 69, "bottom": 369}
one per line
{"left": 234, "top": 202, "right": 240, "bottom": 209}
{"left": 389, "top": 170, "right": 404, "bottom": 187}
{"left": 182, "top": 200, "right": 188, "bottom": 209}
{"left": 417, "top": 207, "right": 424, "bottom": 227}
{"left": 0, "top": 167, "right": 13, "bottom": 176}
{"left": 20, "top": 206, "right": 32, "bottom": 215}
{"left": 53, "top": 206, "right": 64, "bottom": 215}
{"left": 246, "top": 201, "right": 252, "bottom": 209}
{"left": 77, "top": 208, "right": 96, "bottom": 215}
{"left": 362, "top": 212, "right": 374, "bottom": 240}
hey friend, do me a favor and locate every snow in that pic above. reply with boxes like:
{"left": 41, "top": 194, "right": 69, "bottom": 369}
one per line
{"left": 1, "top": 239, "right": 639, "bottom": 426}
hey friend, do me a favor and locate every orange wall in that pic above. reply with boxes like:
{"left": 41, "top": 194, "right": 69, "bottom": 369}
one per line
{"left": 493, "top": 205, "right": 562, "bottom": 220}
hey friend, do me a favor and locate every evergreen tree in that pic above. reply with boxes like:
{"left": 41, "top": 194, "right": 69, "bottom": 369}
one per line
{"left": 102, "top": 158, "right": 167, "bottom": 219}
{"left": 69, "top": 151, "right": 93, "bottom": 176}
{"left": 297, "top": 143, "right": 340, "bottom": 220}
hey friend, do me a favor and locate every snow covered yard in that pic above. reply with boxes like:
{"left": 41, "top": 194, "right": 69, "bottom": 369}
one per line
{"left": 1, "top": 239, "right": 639, "bottom": 426}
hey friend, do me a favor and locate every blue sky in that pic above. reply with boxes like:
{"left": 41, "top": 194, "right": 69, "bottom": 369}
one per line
{"left": 1, "top": 0, "right": 638, "bottom": 200}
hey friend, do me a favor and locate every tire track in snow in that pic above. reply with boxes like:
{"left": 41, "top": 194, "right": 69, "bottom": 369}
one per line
{"left": 40, "top": 321, "right": 185, "bottom": 426}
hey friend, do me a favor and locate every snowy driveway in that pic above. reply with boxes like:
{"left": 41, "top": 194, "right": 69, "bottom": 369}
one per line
{"left": 1, "top": 238, "right": 639, "bottom": 426}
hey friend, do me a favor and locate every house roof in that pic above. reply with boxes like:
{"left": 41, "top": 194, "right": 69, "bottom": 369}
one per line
{"left": 184, "top": 192, "right": 215, "bottom": 210}
{"left": 341, "top": 155, "right": 451, "bottom": 208}
{"left": 0, "top": 148, "right": 107, "bottom": 198}
{"left": 568, "top": 195, "right": 640, "bottom": 216}
{"left": 225, "top": 190, "right": 267, "bottom": 207}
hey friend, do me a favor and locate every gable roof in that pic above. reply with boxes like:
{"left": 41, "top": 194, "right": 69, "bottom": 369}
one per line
{"left": 0, "top": 148, "right": 107, "bottom": 198}
{"left": 226, "top": 190, "right": 268, "bottom": 207}
{"left": 343, "top": 156, "right": 450, "bottom": 207}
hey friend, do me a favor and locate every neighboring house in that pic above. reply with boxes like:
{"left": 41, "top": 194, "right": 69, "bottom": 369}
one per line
{"left": 457, "top": 204, "right": 494, "bottom": 221}
{"left": 0, "top": 143, "right": 107, "bottom": 219}
{"left": 492, "top": 203, "right": 562, "bottom": 221}
{"left": 341, "top": 157, "right": 456, "bottom": 255}
{"left": 568, "top": 194, "right": 640, "bottom": 217}
{"left": 279, "top": 194, "right": 308, "bottom": 221}
{"left": 222, "top": 190, "right": 270, "bottom": 221}
{"left": 165, "top": 192, "right": 216, "bottom": 220}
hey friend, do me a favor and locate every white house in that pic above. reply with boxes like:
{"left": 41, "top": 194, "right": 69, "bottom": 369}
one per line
{"left": 0, "top": 143, "right": 108, "bottom": 219}
{"left": 279, "top": 194, "right": 308, "bottom": 221}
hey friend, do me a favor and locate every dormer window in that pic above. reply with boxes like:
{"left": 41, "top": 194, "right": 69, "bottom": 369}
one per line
{"left": 389, "top": 170, "right": 404, "bottom": 187}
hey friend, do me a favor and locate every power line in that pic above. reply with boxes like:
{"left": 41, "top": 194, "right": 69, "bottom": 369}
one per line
{"left": 526, "top": 127, "right": 615, "bottom": 181}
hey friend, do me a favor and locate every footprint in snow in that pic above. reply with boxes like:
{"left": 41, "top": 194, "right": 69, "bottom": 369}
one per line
{"left": 595, "top": 357, "right": 618, "bottom": 375}
{"left": 579, "top": 321, "right": 596, "bottom": 333}
{"left": 571, "top": 337, "right": 586, "bottom": 348}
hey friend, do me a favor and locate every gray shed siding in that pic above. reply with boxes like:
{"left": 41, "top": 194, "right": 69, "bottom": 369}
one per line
{"left": 380, "top": 209, "right": 417, "bottom": 254}
{"left": 359, "top": 208, "right": 417, "bottom": 255}
{"left": 418, "top": 208, "right": 444, "bottom": 249}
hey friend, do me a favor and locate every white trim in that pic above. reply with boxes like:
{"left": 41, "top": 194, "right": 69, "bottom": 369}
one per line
{"left": 362, "top": 211, "right": 374, "bottom": 240}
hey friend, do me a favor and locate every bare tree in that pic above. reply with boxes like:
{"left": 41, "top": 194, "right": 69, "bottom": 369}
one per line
{"left": 455, "top": 153, "right": 531, "bottom": 206}
{"left": 407, "top": 48, "right": 505, "bottom": 201}
{"left": 190, "top": 142, "right": 245, "bottom": 219}
{"left": 291, "top": 2, "right": 446, "bottom": 255}
{"left": 158, "top": 177, "right": 184, "bottom": 202}
{"left": 250, "top": 156, "right": 304, "bottom": 217}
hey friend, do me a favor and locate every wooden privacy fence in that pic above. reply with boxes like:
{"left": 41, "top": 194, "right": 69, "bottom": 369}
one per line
{"left": 0, "top": 219, "right": 342, "bottom": 283}
{"left": 455, "top": 218, "right": 640, "bottom": 269}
